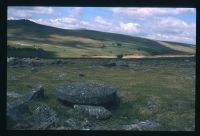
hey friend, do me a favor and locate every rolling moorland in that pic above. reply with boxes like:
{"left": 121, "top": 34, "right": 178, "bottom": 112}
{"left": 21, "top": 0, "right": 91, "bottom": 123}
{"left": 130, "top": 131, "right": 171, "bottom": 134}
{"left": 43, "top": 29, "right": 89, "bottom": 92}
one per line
{"left": 7, "top": 19, "right": 195, "bottom": 58}
{"left": 7, "top": 19, "right": 196, "bottom": 130}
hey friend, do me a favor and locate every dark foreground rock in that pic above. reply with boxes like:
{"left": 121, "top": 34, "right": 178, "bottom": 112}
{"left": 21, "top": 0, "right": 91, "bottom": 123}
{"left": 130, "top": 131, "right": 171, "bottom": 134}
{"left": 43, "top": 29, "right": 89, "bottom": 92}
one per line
{"left": 63, "top": 118, "right": 159, "bottom": 130}
{"left": 7, "top": 91, "right": 23, "bottom": 98}
{"left": 64, "top": 118, "right": 83, "bottom": 129}
{"left": 56, "top": 83, "right": 117, "bottom": 106}
{"left": 28, "top": 85, "right": 44, "bottom": 101}
{"left": 32, "top": 104, "right": 59, "bottom": 129}
{"left": 7, "top": 99, "right": 32, "bottom": 129}
{"left": 74, "top": 105, "right": 112, "bottom": 120}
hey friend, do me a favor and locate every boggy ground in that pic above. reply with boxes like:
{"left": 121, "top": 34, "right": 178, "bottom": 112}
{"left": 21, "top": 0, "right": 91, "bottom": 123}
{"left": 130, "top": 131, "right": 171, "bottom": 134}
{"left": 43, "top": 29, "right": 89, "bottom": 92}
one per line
{"left": 7, "top": 57, "right": 195, "bottom": 130}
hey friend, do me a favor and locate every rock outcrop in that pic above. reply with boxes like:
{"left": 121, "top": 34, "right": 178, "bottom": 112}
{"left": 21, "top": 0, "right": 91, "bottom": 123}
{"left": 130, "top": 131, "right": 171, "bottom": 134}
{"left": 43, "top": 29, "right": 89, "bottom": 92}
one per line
{"left": 32, "top": 104, "right": 59, "bottom": 129}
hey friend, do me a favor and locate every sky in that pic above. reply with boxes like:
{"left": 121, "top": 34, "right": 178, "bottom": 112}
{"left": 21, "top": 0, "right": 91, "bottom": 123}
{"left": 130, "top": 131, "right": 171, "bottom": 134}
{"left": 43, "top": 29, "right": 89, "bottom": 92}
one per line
{"left": 8, "top": 7, "right": 196, "bottom": 44}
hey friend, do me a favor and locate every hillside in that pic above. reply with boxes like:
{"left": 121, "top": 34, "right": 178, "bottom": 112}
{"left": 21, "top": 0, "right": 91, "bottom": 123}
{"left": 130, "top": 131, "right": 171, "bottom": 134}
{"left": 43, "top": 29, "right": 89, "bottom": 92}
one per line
{"left": 7, "top": 19, "right": 195, "bottom": 58}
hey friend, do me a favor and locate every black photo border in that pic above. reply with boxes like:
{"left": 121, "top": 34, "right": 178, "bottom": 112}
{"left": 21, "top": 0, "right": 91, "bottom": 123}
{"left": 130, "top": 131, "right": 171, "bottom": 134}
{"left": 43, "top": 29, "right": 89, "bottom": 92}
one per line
{"left": 0, "top": 0, "right": 199, "bottom": 136}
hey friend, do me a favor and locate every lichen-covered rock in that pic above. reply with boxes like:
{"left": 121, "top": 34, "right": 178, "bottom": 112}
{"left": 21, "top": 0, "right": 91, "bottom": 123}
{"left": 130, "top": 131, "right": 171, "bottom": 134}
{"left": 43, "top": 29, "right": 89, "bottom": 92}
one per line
{"left": 7, "top": 99, "right": 31, "bottom": 129}
{"left": 32, "top": 104, "right": 59, "bottom": 128}
{"left": 28, "top": 85, "right": 44, "bottom": 101}
{"left": 56, "top": 83, "right": 117, "bottom": 106}
{"left": 64, "top": 118, "right": 83, "bottom": 129}
{"left": 73, "top": 105, "right": 112, "bottom": 120}
{"left": 7, "top": 91, "right": 23, "bottom": 98}
{"left": 137, "top": 120, "right": 160, "bottom": 130}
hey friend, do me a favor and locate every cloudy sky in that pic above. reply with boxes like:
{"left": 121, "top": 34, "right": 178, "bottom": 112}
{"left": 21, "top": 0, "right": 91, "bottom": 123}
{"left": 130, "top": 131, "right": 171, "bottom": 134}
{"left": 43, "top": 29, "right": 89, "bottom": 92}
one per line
{"left": 8, "top": 7, "right": 196, "bottom": 44}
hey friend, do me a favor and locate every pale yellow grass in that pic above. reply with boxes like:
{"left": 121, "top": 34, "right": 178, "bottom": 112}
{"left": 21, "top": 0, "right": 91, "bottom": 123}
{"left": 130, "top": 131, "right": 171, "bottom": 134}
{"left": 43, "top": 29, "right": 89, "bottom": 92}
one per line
{"left": 49, "top": 35, "right": 101, "bottom": 46}
{"left": 157, "top": 41, "right": 195, "bottom": 54}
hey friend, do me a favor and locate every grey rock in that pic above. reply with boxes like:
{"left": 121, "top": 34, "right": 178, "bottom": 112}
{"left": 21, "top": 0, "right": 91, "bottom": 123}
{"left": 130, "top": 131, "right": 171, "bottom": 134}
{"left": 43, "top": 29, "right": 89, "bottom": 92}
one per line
{"left": 116, "top": 61, "right": 129, "bottom": 67}
{"left": 7, "top": 57, "right": 16, "bottom": 64}
{"left": 64, "top": 118, "right": 97, "bottom": 130}
{"left": 121, "top": 124, "right": 140, "bottom": 130}
{"left": 104, "top": 61, "right": 129, "bottom": 67}
{"left": 147, "top": 99, "right": 157, "bottom": 108}
{"left": 73, "top": 105, "right": 112, "bottom": 120}
{"left": 32, "top": 104, "right": 59, "bottom": 128}
{"left": 81, "top": 119, "right": 96, "bottom": 129}
{"left": 79, "top": 73, "right": 85, "bottom": 77}
{"left": 7, "top": 99, "right": 31, "bottom": 128}
{"left": 137, "top": 120, "right": 160, "bottom": 130}
{"left": 104, "top": 62, "right": 116, "bottom": 67}
{"left": 118, "top": 120, "right": 160, "bottom": 131}
{"left": 7, "top": 91, "right": 23, "bottom": 98}
{"left": 192, "top": 123, "right": 195, "bottom": 130}
{"left": 64, "top": 118, "right": 83, "bottom": 129}
{"left": 28, "top": 85, "right": 44, "bottom": 101}
{"left": 56, "top": 83, "right": 117, "bottom": 106}
{"left": 31, "top": 67, "right": 38, "bottom": 72}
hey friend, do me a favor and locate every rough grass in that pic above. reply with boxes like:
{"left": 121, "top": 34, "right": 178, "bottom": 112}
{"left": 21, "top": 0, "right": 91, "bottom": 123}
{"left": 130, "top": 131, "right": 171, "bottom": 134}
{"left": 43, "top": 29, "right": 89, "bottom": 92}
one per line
{"left": 7, "top": 58, "right": 195, "bottom": 131}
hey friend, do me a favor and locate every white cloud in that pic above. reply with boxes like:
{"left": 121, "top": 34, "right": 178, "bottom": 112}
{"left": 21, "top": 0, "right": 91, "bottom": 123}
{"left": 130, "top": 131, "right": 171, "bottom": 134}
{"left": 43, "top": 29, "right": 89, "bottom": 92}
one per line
{"left": 31, "top": 17, "right": 78, "bottom": 29}
{"left": 142, "top": 17, "right": 196, "bottom": 44}
{"left": 94, "top": 16, "right": 112, "bottom": 26}
{"left": 111, "top": 8, "right": 195, "bottom": 18}
{"left": 119, "top": 22, "right": 140, "bottom": 33}
{"left": 8, "top": 6, "right": 56, "bottom": 19}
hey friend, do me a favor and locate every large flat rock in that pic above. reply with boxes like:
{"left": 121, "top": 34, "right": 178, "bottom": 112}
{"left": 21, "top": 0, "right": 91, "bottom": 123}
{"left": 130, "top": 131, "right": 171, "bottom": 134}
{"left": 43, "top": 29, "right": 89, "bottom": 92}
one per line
{"left": 56, "top": 83, "right": 117, "bottom": 106}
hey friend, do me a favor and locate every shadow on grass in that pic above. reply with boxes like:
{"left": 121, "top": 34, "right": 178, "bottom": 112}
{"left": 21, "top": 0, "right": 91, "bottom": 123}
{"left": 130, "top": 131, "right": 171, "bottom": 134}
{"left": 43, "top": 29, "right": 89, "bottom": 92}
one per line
{"left": 7, "top": 45, "right": 57, "bottom": 58}
{"left": 57, "top": 95, "right": 121, "bottom": 111}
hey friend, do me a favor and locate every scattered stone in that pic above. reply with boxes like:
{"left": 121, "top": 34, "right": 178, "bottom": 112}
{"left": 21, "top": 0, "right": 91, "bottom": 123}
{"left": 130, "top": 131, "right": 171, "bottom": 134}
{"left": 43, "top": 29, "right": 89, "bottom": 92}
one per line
{"left": 73, "top": 105, "right": 112, "bottom": 120}
{"left": 56, "top": 83, "right": 117, "bottom": 106}
{"left": 22, "top": 58, "right": 33, "bottom": 67}
{"left": 28, "top": 85, "right": 44, "bottom": 101}
{"left": 64, "top": 118, "right": 83, "bottom": 129}
{"left": 104, "top": 60, "right": 129, "bottom": 67}
{"left": 79, "top": 73, "right": 85, "bottom": 77}
{"left": 137, "top": 120, "right": 160, "bottom": 130}
{"left": 147, "top": 99, "right": 157, "bottom": 108}
{"left": 192, "top": 123, "right": 195, "bottom": 130}
{"left": 56, "top": 59, "right": 63, "bottom": 64}
{"left": 7, "top": 91, "right": 23, "bottom": 98}
{"left": 57, "top": 73, "right": 66, "bottom": 80}
{"left": 31, "top": 67, "right": 38, "bottom": 72}
{"left": 81, "top": 119, "right": 96, "bottom": 129}
{"left": 116, "top": 61, "right": 129, "bottom": 67}
{"left": 104, "top": 62, "right": 116, "bottom": 67}
{"left": 120, "top": 120, "right": 160, "bottom": 131}
{"left": 185, "top": 59, "right": 190, "bottom": 62}
{"left": 32, "top": 104, "right": 59, "bottom": 128}
{"left": 7, "top": 99, "right": 31, "bottom": 128}
{"left": 64, "top": 118, "right": 97, "bottom": 130}
{"left": 121, "top": 124, "right": 140, "bottom": 130}
{"left": 7, "top": 57, "right": 16, "bottom": 64}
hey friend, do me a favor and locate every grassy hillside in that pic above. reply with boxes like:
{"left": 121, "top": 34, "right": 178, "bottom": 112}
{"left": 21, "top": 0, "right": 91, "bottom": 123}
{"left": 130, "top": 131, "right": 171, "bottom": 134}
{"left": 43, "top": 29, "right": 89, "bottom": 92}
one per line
{"left": 7, "top": 19, "right": 195, "bottom": 58}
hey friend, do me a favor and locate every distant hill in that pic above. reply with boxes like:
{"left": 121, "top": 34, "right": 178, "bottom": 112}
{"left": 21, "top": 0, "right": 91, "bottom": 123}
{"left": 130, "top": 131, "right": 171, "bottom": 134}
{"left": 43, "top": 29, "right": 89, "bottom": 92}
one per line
{"left": 7, "top": 19, "right": 195, "bottom": 58}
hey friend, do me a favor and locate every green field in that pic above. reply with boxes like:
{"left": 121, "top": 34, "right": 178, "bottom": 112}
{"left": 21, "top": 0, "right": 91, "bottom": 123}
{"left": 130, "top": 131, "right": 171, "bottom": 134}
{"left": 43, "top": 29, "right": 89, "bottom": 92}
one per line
{"left": 7, "top": 20, "right": 195, "bottom": 58}
{"left": 7, "top": 58, "right": 195, "bottom": 130}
